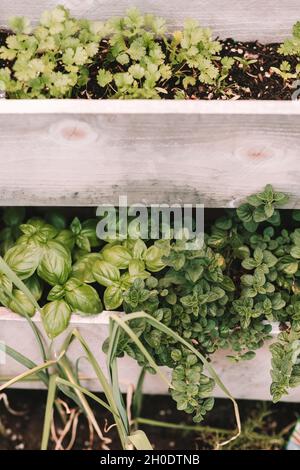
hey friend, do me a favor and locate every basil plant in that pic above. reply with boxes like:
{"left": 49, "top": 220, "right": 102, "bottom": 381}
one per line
{"left": 0, "top": 210, "right": 166, "bottom": 340}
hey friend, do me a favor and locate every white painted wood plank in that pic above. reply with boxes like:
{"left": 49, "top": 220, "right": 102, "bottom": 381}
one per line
{"left": 0, "top": 0, "right": 299, "bottom": 42}
{"left": 0, "top": 101, "right": 300, "bottom": 207}
{"left": 1, "top": 100, "right": 300, "bottom": 115}
{"left": 0, "top": 309, "right": 299, "bottom": 401}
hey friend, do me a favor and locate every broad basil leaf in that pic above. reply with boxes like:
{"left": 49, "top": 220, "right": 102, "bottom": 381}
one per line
{"left": 93, "top": 260, "right": 120, "bottom": 287}
{"left": 76, "top": 234, "right": 90, "bottom": 252}
{"left": 4, "top": 243, "right": 41, "bottom": 279}
{"left": 46, "top": 211, "right": 67, "bottom": 230}
{"left": 70, "top": 217, "right": 82, "bottom": 236}
{"left": 47, "top": 284, "right": 66, "bottom": 301}
{"left": 24, "top": 275, "right": 43, "bottom": 301}
{"left": 144, "top": 246, "right": 165, "bottom": 272}
{"left": 132, "top": 239, "right": 147, "bottom": 259}
{"left": 8, "top": 289, "right": 36, "bottom": 317}
{"left": 3, "top": 208, "right": 25, "bottom": 227}
{"left": 102, "top": 245, "right": 132, "bottom": 269}
{"left": 104, "top": 285, "right": 123, "bottom": 310}
{"left": 18, "top": 221, "right": 58, "bottom": 244}
{"left": 42, "top": 300, "right": 71, "bottom": 339}
{"left": 55, "top": 229, "right": 76, "bottom": 251}
{"left": 81, "top": 219, "right": 100, "bottom": 248}
{"left": 128, "top": 259, "right": 146, "bottom": 276}
{"left": 37, "top": 241, "right": 72, "bottom": 285}
{"left": 71, "top": 253, "right": 102, "bottom": 283}
{"left": 65, "top": 283, "right": 103, "bottom": 315}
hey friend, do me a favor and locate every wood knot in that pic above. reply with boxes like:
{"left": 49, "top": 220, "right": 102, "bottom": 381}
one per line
{"left": 49, "top": 119, "right": 98, "bottom": 145}
{"left": 246, "top": 147, "right": 272, "bottom": 161}
{"left": 61, "top": 126, "right": 88, "bottom": 141}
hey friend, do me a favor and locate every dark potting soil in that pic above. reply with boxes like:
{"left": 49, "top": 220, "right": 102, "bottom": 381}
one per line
{"left": 0, "top": 390, "right": 298, "bottom": 450}
{"left": 68, "top": 39, "right": 300, "bottom": 100}
{"left": 74, "top": 39, "right": 299, "bottom": 100}
{"left": 0, "top": 29, "right": 298, "bottom": 100}
{"left": 216, "top": 39, "right": 297, "bottom": 100}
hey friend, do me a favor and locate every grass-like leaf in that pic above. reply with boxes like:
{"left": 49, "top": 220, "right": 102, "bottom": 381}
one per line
{"left": 70, "top": 329, "right": 129, "bottom": 449}
{"left": 128, "top": 430, "right": 153, "bottom": 450}
{"left": 107, "top": 320, "right": 130, "bottom": 434}
{"left": 110, "top": 312, "right": 241, "bottom": 446}
{"left": 41, "top": 373, "right": 57, "bottom": 450}
{"left": 56, "top": 377, "right": 114, "bottom": 413}
{"left": 132, "top": 367, "right": 146, "bottom": 420}
{"left": 109, "top": 315, "right": 172, "bottom": 389}
{"left": 0, "top": 356, "right": 61, "bottom": 391}
{"left": 58, "top": 356, "right": 112, "bottom": 447}
{"left": 2, "top": 344, "right": 48, "bottom": 386}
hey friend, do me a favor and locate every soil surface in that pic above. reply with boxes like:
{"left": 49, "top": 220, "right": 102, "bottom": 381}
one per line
{"left": 79, "top": 39, "right": 299, "bottom": 100}
{"left": 0, "top": 30, "right": 298, "bottom": 100}
{"left": 217, "top": 39, "right": 297, "bottom": 100}
{"left": 0, "top": 390, "right": 298, "bottom": 450}
{"left": 72, "top": 39, "right": 300, "bottom": 100}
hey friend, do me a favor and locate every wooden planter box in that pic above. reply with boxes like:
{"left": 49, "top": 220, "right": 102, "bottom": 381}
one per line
{"left": 0, "top": 0, "right": 300, "bottom": 207}
{"left": 0, "top": 1, "right": 300, "bottom": 401}
{"left": 1, "top": 100, "right": 300, "bottom": 208}
{"left": 1, "top": 308, "right": 299, "bottom": 402}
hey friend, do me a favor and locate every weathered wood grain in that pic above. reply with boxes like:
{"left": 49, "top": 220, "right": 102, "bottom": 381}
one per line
{"left": 0, "top": 0, "right": 299, "bottom": 42}
{"left": 0, "top": 100, "right": 300, "bottom": 208}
